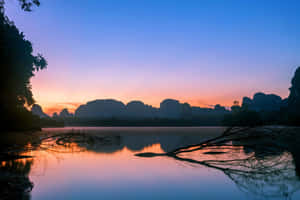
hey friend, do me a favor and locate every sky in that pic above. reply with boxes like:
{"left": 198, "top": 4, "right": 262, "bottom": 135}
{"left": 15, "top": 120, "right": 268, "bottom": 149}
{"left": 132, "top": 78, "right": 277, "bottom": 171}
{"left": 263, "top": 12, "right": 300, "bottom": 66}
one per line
{"left": 5, "top": 0, "right": 300, "bottom": 115}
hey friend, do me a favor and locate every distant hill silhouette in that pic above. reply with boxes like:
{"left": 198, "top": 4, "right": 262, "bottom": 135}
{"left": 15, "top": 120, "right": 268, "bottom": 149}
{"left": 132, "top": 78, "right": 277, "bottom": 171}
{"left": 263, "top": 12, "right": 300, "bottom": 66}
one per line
{"left": 30, "top": 66, "right": 300, "bottom": 127}
{"left": 52, "top": 112, "right": 59, "bottom": 118}
{"left": 73, "top": 98, "right": 228, "bottom": 121}
{"left": 59, "top": 108, "right": 73, "bottom": 118}
{"left": 126, "top": 100, "right": 158, "bottom": 119}
{"left": 160, "top": 99, "right": 182, "bottom": 119}
{"left": 241, "top": 92, "right": 287, "bottom": 112}
{"left": 31, "top": 104, "right": 49, "bottom": 118}
{"left": 223, "top": 67, "right": 300, "bottom": 126}
{"left": 75, "top": 99, "right": 126, "bottom": 119}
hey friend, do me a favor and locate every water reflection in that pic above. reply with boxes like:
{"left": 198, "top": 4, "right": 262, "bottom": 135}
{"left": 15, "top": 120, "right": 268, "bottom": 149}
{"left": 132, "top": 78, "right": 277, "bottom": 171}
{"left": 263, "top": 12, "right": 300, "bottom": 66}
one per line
{"left": 0, "top": 159, "right": 33, "bottom": 200}
{"left": 1, "top": 127, "right": 300, "bottom": 200}
{"left": 136, "top": 127, "right": 300, "bottom": 200}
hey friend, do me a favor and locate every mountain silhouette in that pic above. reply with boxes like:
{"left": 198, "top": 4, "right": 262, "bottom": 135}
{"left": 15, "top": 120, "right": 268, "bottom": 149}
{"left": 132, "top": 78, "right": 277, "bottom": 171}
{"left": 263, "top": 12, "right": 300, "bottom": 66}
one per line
{"left": 241, "top": 92, "right": 286, "bottom": 112}
{"left": 59, "top": 108, "right": 73, "bottom": 118}
{"left": 126, "top": 101, "right": 158, "bottom": 119}
{"left": 75, "top": 99, "right": 126, "bottom": 119}
{"left": 31, "top": 104, "right": 49, "bottom": 118}
{"left": 73, "top": 98, "right": 228, "bottom": 120}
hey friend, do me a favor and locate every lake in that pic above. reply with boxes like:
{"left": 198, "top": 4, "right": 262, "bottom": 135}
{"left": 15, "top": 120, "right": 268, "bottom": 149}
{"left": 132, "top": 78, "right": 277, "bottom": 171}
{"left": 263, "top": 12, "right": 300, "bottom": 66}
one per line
{"left": 5, "top": 127, "right": 300, "bottom": 200}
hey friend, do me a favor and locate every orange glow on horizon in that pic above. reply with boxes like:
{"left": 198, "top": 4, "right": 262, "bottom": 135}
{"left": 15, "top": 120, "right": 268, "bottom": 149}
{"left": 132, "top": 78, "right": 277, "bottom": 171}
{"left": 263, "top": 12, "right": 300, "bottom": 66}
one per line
{"left": 42, "top": 102, "right": 83, "bottom": 115}
{"left": 32, "top": 73, "right": 289, "bottom": 116}
{"left": 30, "top": 64, "right": 290, "bottom": 116}
{"left": 38, "top": 98, "right": 235, "bottom": 116}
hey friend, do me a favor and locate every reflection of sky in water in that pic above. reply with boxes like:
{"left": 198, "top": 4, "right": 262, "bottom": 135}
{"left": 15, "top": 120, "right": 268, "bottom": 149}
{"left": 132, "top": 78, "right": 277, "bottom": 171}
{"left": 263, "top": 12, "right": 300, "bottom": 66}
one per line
{"left": 26, "top": 127, "right": 300, "bottom": 200}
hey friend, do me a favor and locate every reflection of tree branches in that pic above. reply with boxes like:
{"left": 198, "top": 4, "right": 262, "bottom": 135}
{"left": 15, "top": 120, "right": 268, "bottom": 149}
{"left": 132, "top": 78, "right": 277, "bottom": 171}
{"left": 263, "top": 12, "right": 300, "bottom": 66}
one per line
{"left": 224, "top": 153, "right": 297, "bottom": 200}
{"left": 136, "top": 127, "right": 300, "bottom": 200}
{"left": 2, "top": 127, "right": 299, "bottom": 199}
{"left": 37, "top": 132, "right": 121, "bottom": 153}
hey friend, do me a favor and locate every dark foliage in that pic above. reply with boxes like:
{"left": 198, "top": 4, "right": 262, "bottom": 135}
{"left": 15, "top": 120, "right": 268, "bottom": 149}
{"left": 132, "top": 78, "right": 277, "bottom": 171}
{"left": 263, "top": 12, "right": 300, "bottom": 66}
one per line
{"left": 223, "top": 107, "right": 262, "bottom": 126}
{"left": 286, "top": 67, "right": 300, "bottom": 125}
{"left": 0, "top": 0, "right": 40, "bottom": 12}
{"left": 0, "top": 159, "right": 33, "bottom": 200}
{"left": 223, "top": 66, "right": 300, "bottom": 126}
{"left": 0, "top": 0, "right": 47, "bottom": 130}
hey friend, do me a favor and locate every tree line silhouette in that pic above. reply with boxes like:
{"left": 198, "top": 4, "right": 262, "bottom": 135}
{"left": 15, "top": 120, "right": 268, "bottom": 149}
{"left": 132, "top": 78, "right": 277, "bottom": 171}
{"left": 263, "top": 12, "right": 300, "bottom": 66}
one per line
{"left": 223, "top": 67, "right": 300, "bottom": 126}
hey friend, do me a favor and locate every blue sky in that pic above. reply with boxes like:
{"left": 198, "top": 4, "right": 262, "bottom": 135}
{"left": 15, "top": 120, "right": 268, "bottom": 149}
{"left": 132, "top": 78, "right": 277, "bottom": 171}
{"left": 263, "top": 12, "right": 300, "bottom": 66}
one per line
{"left": 5, "top": 0, "right": 300, "bottom": 113}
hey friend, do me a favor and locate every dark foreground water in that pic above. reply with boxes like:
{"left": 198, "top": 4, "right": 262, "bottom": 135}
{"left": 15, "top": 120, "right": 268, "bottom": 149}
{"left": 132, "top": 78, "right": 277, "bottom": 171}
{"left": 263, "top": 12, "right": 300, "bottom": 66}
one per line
{"left": 6, "top": 127, "right": 300, "bottom": 200}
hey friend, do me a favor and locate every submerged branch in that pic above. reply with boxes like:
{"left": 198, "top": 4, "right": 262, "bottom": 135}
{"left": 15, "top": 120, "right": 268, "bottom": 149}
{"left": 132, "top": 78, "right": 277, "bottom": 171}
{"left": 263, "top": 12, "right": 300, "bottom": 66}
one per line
{"left": 135, "top": 126, "right": 300, "bottom": 199}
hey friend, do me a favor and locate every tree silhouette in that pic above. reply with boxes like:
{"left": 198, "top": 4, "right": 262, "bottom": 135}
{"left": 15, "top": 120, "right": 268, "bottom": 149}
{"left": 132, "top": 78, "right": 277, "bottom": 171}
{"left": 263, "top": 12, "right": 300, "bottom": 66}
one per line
{"left": 0, "top": 0, "right": 46, "bottom": 130}
{"left": 0, "top": 0, "right": 40, "bottom": 12}
{"left": 287, "top": 67, "right": 300, "bottom": 124}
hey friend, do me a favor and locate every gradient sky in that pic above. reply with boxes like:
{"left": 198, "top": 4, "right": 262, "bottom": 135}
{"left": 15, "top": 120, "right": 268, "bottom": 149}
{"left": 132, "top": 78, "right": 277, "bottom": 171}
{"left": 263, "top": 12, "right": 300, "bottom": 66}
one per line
{"left": 5, "top": 0, "right": 300, "bottom": 114}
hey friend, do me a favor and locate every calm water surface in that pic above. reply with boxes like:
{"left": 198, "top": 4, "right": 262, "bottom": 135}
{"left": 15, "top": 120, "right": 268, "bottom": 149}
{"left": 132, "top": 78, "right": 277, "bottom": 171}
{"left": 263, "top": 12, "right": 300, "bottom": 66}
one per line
{"left": 16, "top": 127, "right": 300, "bottom": 199}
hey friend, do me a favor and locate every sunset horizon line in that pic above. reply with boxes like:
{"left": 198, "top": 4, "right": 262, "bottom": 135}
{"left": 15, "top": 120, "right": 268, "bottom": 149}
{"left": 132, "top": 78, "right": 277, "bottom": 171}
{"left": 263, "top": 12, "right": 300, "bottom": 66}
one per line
{"left": 37, "top": 91, "right": 288, "bottom": 116}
